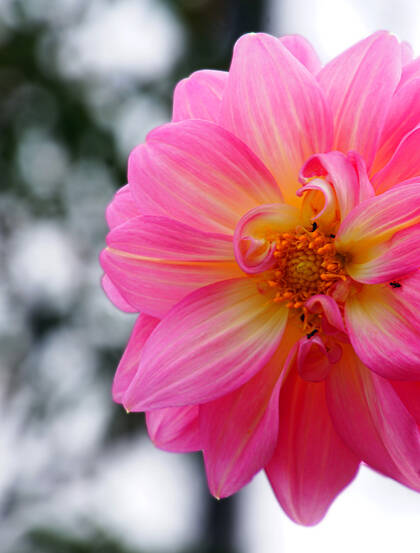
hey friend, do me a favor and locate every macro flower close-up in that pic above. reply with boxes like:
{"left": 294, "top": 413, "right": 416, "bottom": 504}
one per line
{"left": 100, "top": 30, "right": 420, "bottom": 526}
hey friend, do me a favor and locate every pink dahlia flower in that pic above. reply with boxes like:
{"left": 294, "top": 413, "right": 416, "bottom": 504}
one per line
{"left": 101, "top": 32, "right": 420, "bottom": 525}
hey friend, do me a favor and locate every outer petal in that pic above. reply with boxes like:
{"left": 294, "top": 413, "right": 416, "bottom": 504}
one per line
{"left": 100, "top": 216, "right": 242, "bottom": 318}
{"left": 266, "top": 368, "right": 359, "bottom": 526}
{"left": 172, "top": 70, "right": 227, "bottom": 123}
{"left": 101, "top": 274, "right": 137, "bottom": 313}
{"left": 112, "top": 313, "right": 159, "bottom": 403}
{"left": 146, "top": 405, "right": 201, "bottom": 452}
{"left": 106, "top": 185, "right": 140, "bottom": 229}
{"left": 398, "top": 56, "right": 420, "bottom": 90}
{"left": 221, "top": 33, "right": 332, "bottom": 206}
{"left": 345, "top": 279, "right": 420, "bottom": 380}
{"left": 326, "top": 345, "right": 420, "bottom": 491}
{"left": 372, "top": 78, "right": 420, "bottom": 176}
{"left": 317, "top": 31, "right": 401, "bottom": 169}
{"left": 401, "top": 41, "right": 414, "bottom": 65}
{"left": 123, "top": 278, "right": 289, "bottom": 411}
{"left": 200, "top": 322, "right": 302, "bottom": 498}
{"left": 279, "top": 35, "right": 322, "bottom": 74}
{"left": 391, "top": 381, "right": 420, "bottom": 425}
{"left": 336, "top": 183, "right": 420, "bottom": 260}
{"left": 128, "top": 119, "right": 282, "bottom": 234}
{"left": 372, "top": 125, "right": 420, "bottom": 193}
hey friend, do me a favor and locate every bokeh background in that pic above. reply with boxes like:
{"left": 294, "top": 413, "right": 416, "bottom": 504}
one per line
{"left": 2, "top": 1, "right": 420, "bottom": 552}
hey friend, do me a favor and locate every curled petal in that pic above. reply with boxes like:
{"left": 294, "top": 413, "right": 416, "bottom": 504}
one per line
{"left": 299, "top": 151, "right": 375, "bottom": 229}
{"left": 112, "top": 314, "right": 160, "bottom": 403}
{"left": 372, "top": 125, "right": 420, "bottom": 194}
{"left": 297, "top": 178, "right": 338, "bottom": 231}
{"left": 297, "top": 335, "right": 334, "bottom": 382}
{"left": 279, "top": 35, "right": 322, "bottom": 74}
{"left": 221, "top": 32, "right": 332, "bottom": 206}
{"left": 300, "top": 152, "right": 355, "bottom": 220}
{"left": 305, "top": 294, "right": 348, "bottom": 341}
{"left": 172, "top": 70, "right": 227, "bottom": 123}
{"left": 345, "top": 277, "right": 420, "bottom": 380}
{"left": 326, "top": 345, "right": 420, "bottom": 491}
{"left": 266, "top": 368, "right": 360, "bottom": 526}
{"left": 233, "top": 204, "right": 301, "bottom": 274}
{"left": 146, "top": 405, "right": 201, "bottom": 452}
{"left": 317, "top": 31, "right": 401, "bottom": 169}
{"left": 128, "top": 119, "right": 282, "bottom": 234}
{"left": 106, "top": 185, "right": 140, "bottom": 229}
{"left": 123, "top": 278, "right": 289, "bottom": 411}
{"left": 347, "top": 151, "right": 375, "bottom": 203}
{"left": 200, "top": 322, "right": 301, "bottom": 498}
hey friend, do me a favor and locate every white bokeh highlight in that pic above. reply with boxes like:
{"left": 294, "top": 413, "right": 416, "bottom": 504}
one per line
{"left": 270, "top": 0, "right": 420, "bottom": 61}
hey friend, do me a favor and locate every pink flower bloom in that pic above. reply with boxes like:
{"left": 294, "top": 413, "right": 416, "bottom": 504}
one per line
{"left": 101, "top": 32, "right": 420, "bottom": 525}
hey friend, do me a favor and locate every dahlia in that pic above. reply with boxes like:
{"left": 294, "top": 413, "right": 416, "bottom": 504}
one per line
{"left": 101, "top": 31, "right": 420, "bottom": 525}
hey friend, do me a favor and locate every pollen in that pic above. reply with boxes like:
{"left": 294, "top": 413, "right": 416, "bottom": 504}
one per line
{"left": 261, "top": 226, "right": 347, "bottom": 324}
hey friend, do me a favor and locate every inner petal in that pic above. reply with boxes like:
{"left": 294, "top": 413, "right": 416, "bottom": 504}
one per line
{"left": 234, "top": 205, "right": 350, "bottom": 335}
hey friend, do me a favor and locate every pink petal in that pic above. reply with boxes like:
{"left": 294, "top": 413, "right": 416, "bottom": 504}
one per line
{"left": 266, "top": 368, "right": 359, "bottom": 526}
{"left": 146, "top": 405, "right": 201, "bottom": 452}
{"left": 172, "top": 70, "right": 227, "bottom": 123}
{"left": 398, "top": 56, "right": 420, "bottom": 90}
{"left": 279, "top": 35, "right": 322, "bottom": 74}
{"left": 305, "top": 294, "right": 348, "bottom": 341}
{"left": 112, "top": 313, "right": 159, "bottom": 403}
{"left": 345, "top": 224, "right": 420, "bottom": 284}
{"left": 233, "top": 203, "right": 301, "bottom": 274}
{"left": 345, "top": 278, "right": 420, "bottom": 380}
{"left": 336, "top": 183, "right": 420, "bottom": 266}
{"left": 128, "top": 119, "right": 282, "bottom": 234}
{"left": 100, "top": 216, "right": 242, "bottom": 318}
{"left": 299, "top": 151, "right": 374, "bottom": 225}
{"left": 106, "top": 185, "right": 140, "bottom": 229}
{"left": 220, "top": 33, "right": 332, "bottom": 206}
{"left": 297, "top": 178, "right": 337, "bottom": 231}
{"left": 297, "top": 335, "right": 333, "bottom": 382}
{"left": 401, "top": 41, "right": 414, "bottom": 65}
{"left": 201, "top": 322, "right": 302, "bottom": 498}
{"left": 347, "top": 151, "right": 376, "bottom": 203}
{"left": 101, "top": 274, "right": 137, "bottom": 313}
{"left": 123, "top": 278, "right": 289, "bottom": 411}
{"left": 317, "top": 31, "right": 401, "bottom": 169}
{"left": 372, "top": 125, "right": 420, "bottom": 193}
{"left": 391, "top": 381, "right": 420, "bottom": 425}
{"left": 326, "top": 345, "right": 420, "bottom": 491}
{"left": 372, "top": 78, "right": 420, "bottom": 177}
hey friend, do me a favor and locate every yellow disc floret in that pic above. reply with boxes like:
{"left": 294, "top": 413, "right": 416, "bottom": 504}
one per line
{"left": 262, "top": 225, "right": 347, "bottom": 314}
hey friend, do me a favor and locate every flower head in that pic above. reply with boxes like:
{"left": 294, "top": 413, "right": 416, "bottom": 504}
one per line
{"left": 101, "top": 31, "right": 420, "bottom": 525}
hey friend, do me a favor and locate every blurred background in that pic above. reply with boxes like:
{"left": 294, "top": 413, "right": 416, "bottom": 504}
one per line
{"left": 1, "top": 0, "right": 420, "bottom": 552}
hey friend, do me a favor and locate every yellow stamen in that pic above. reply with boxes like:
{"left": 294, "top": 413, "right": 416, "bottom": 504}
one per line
{"left": 259, "top": 225, "right": 348, "bottom": 329}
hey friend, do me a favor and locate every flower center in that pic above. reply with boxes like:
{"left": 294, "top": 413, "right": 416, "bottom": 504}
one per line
{"left": 261, "top": 226, "right": 347, "bottom": 310}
